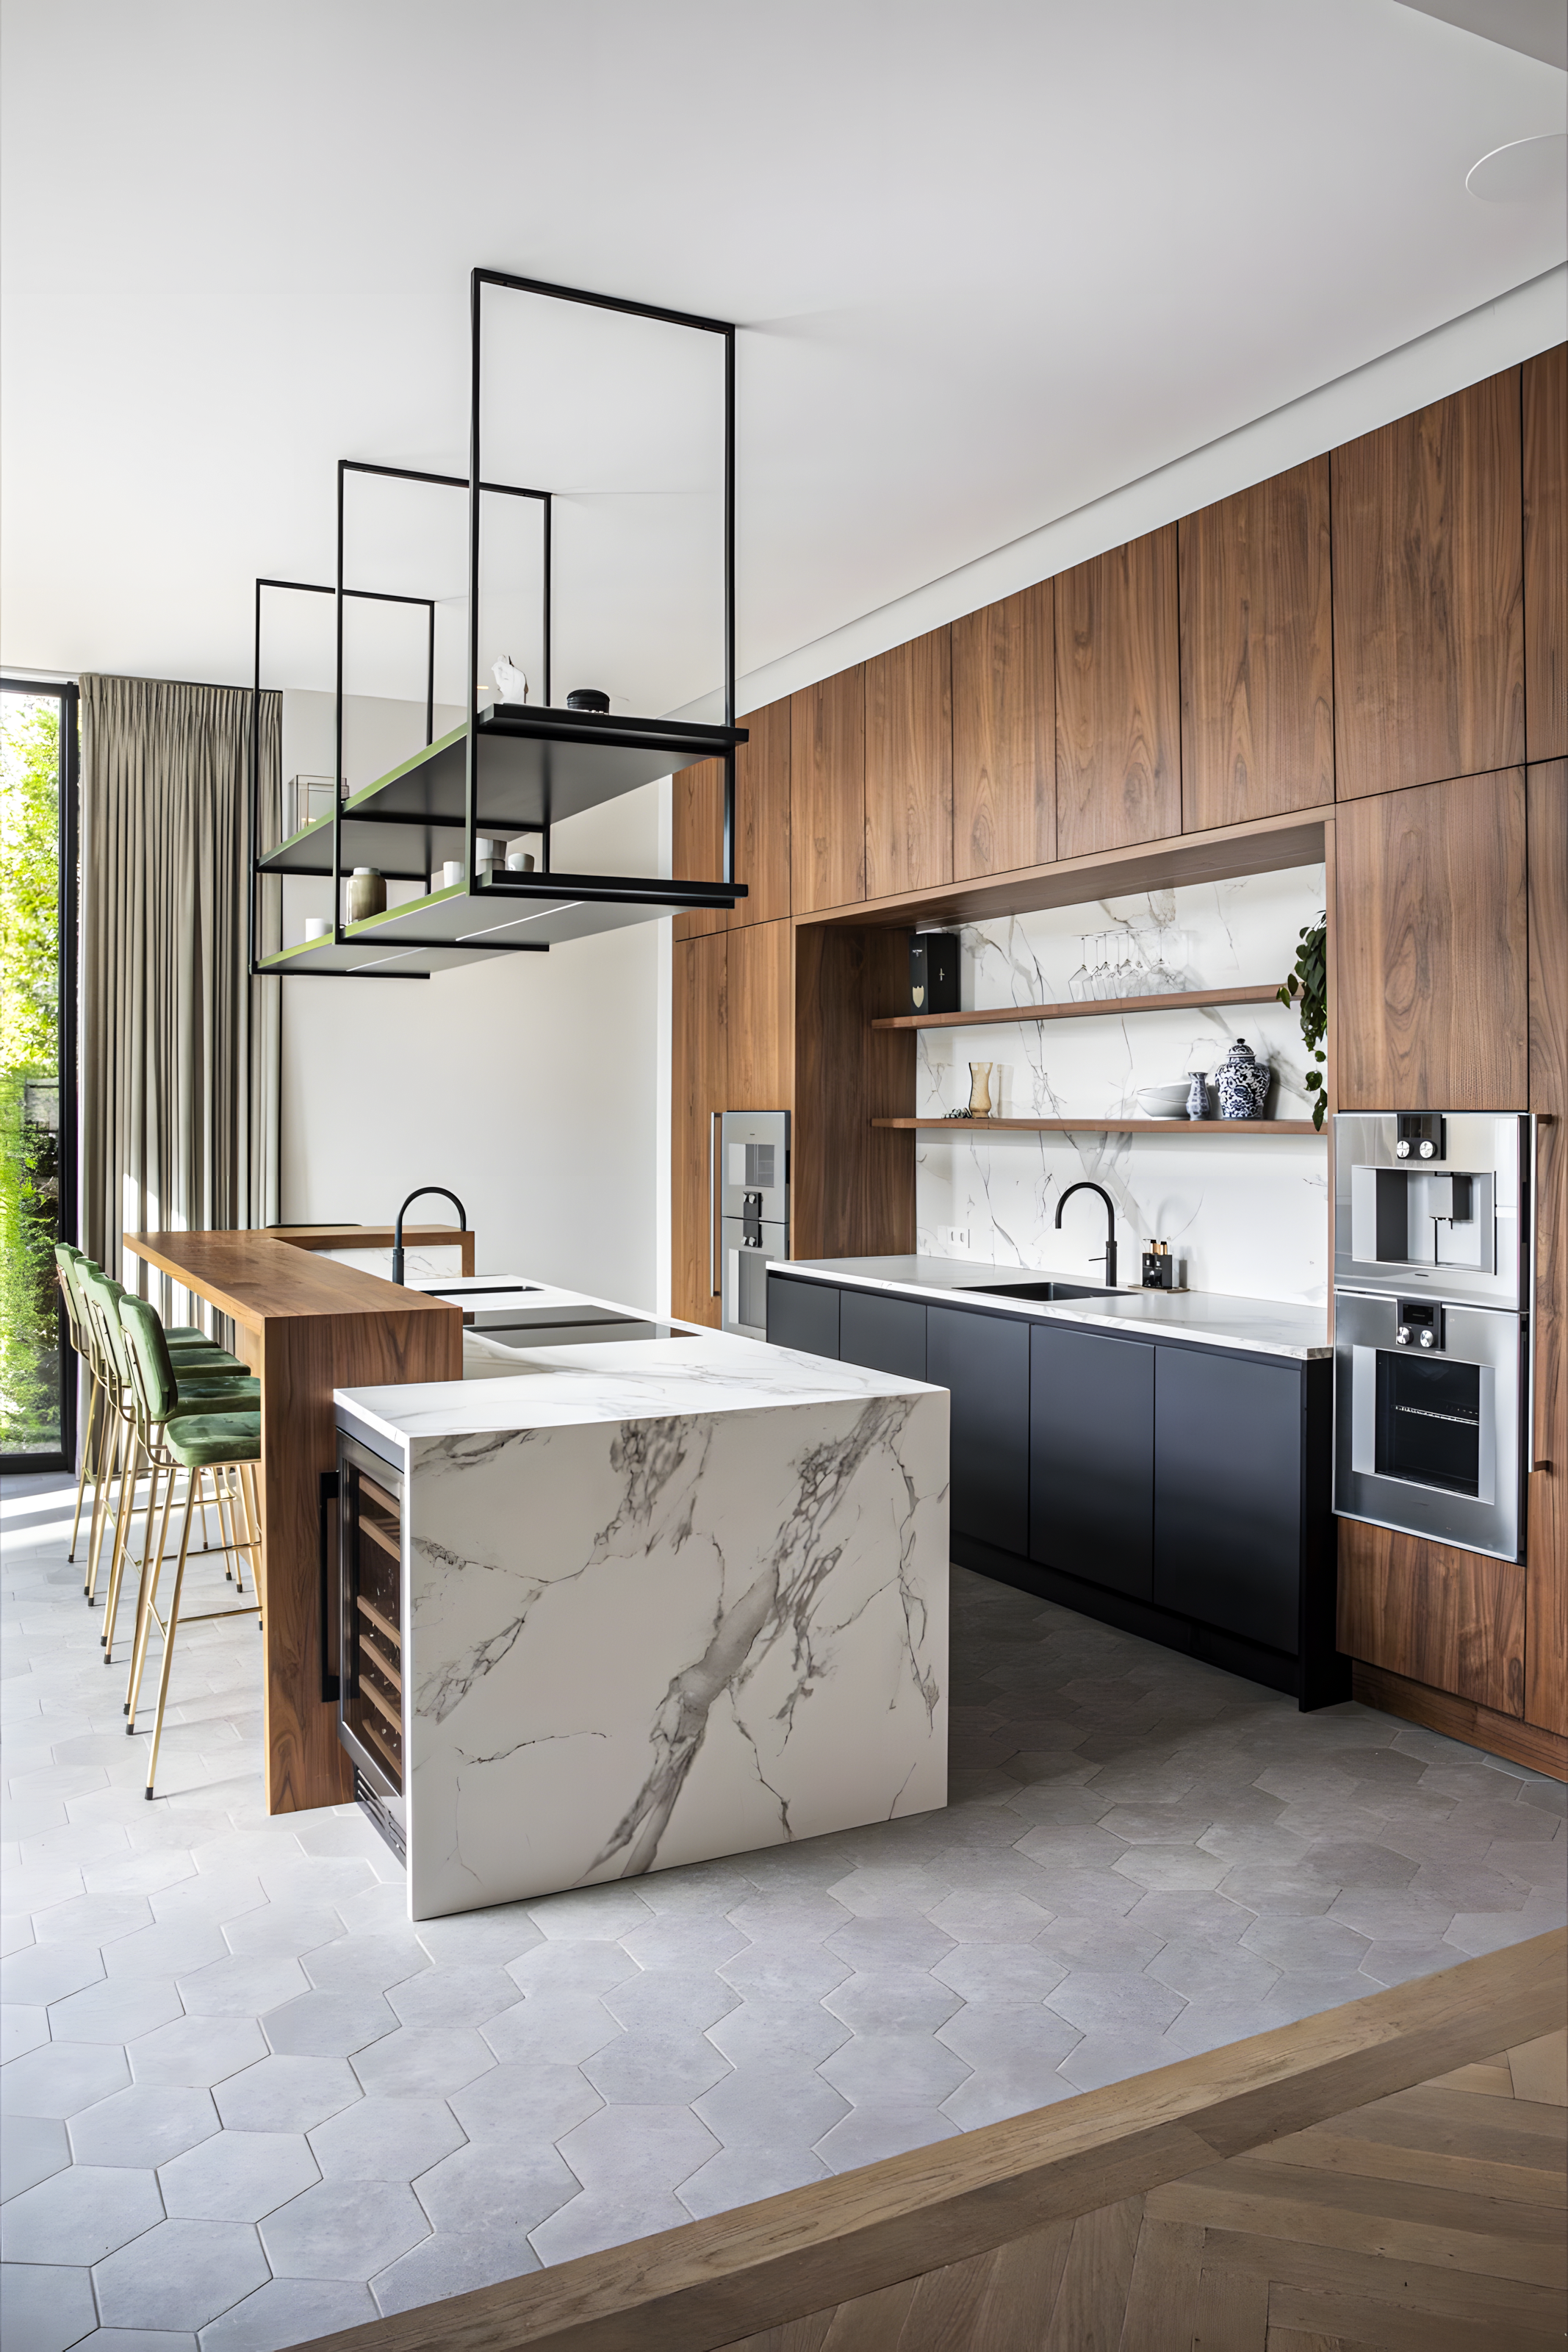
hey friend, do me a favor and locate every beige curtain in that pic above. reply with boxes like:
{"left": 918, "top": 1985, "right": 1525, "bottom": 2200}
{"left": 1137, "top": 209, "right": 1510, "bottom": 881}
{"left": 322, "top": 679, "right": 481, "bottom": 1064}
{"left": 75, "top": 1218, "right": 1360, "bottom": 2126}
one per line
{"left": 80, "top": 675, "right": 281, "bottom": 1324}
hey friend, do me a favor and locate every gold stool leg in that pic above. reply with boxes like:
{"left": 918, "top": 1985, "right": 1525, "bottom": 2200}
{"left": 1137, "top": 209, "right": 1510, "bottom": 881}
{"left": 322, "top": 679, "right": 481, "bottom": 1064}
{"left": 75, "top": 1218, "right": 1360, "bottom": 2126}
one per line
{"left": 69, "top": 1375, "right": 101, "bottom": 1565}
{"left": 98, "top": 1436, "right": 143, "bottom": 1657}
{"left": 143, "top": 1480, "right": 197, "bottom": 1798}
{"left": 83, "top": 1396, "right": 115, "bottom": 1596}
{"left": 87, "top": 1416, "right": 129, "bottom": 1610}
{"left": 104, "top": 1455, "right": 158, "bottom": 1670}
{"left": 126, "top": 1463, "right": 179, "bottom": 1729}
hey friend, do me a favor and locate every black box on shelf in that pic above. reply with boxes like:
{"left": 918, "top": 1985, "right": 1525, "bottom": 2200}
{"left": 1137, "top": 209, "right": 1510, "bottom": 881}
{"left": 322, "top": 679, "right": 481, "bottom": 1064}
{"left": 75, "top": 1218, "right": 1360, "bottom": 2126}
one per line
{"left": 910, "top": 931, "right": 960, "bottom": 1015}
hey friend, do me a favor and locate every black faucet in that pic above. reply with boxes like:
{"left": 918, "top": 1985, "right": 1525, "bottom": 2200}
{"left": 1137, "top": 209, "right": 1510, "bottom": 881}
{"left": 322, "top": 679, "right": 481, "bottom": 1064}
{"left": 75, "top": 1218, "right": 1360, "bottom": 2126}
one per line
{"left": 391, "top": 1186, "right": 468, "bottom": 1288}
{"left": 1055, "top": 1180, "right": 1118, "bottom": 1288}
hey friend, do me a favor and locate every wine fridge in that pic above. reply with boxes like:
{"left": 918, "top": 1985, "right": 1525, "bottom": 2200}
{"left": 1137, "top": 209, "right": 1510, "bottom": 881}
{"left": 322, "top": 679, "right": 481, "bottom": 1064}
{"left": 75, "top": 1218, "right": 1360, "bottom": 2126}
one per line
{"left": 336, "top": 1431, "right": 407, "bottom": 1861}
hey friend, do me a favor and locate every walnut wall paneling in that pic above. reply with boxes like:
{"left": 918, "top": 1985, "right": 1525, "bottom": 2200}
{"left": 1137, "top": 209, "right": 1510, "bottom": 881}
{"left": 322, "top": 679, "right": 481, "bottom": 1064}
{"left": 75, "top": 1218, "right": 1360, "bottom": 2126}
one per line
{"left": 952, "top": 581, "right": 1055, "bottom": 879}
{"left": 864, "top": 626, "right": 953, "bottom": 900}
{"left": 1331, "top": 370, "right": 1525, "bottom": 799}
{"left": 1523, "top": 345, "right": 1567, "bottom": 763}
{"left": 730, "top": 697, "right": 792, "bottom": 927}
{"left": 791, "top": 667, "right": 866, "bottom": 914}
{"left": 1337, "top": 1519, "right": 1525, "bottom": 1718}
{"left": 1527, "top": 759, "right": 1567, "bottom": 1736}
{"left": 1054, "top": 525, "right": 1180, "bottom": 859}
{"left": 727, "top": 919, "right": 794, "bottom": 1113}
{"left": 1334, "top": 767, "right": 1528, "bottom": 1111}
{"left": 671, "top": 932, "right": 725, "bottom": 1327}
{"left": 1179, "top": 457, "right": 1334, "bottom": 831}
{"left": 671, "top": 757, "right": 725, "bottom": 941}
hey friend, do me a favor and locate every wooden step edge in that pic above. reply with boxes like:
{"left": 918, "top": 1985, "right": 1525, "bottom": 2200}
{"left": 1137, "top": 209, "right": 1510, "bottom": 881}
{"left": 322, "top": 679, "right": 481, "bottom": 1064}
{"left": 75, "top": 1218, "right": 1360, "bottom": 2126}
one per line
{"left": 290, "top": 1929, "right": 1566, "bottom": 2352}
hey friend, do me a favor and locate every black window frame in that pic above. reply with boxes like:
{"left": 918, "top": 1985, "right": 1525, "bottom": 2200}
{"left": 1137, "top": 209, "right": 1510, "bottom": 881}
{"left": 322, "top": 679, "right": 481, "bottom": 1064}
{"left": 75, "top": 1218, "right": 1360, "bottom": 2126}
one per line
{"left": 1, "top": 675, "right": 80, "bottom": 1476}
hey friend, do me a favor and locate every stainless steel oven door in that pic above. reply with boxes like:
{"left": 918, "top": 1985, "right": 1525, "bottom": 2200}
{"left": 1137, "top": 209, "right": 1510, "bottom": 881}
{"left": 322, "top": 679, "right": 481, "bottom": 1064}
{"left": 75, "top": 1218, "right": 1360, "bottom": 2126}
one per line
{"left": 1333, "top": 1289, "right": 1524, "bottom": 1562}
{"left": 721, "top": 1218, "right": 785, "bottom": 1340}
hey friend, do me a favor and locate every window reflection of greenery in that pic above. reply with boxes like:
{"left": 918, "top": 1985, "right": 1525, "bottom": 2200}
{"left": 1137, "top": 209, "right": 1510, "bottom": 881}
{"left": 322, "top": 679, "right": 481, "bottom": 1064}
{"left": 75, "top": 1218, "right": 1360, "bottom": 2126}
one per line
{"left": 1, "top": 695, "right": 62, "bottom": 1451}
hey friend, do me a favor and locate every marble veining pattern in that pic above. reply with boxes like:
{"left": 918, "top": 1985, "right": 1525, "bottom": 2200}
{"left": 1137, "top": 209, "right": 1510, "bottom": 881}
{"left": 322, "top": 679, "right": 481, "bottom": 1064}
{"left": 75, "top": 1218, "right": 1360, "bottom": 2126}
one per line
{"left": 916, "top": 867, "right": 1329, "bottom": 1305}
{"left": 389, "top": 1375, "right": 948, "bottom": 1920}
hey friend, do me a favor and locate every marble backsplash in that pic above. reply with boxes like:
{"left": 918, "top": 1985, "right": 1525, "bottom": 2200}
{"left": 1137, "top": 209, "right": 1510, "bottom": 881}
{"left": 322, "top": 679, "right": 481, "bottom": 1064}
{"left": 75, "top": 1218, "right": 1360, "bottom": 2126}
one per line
{"left": 915, "top": 866, "right": 1330, "bottom": 1306}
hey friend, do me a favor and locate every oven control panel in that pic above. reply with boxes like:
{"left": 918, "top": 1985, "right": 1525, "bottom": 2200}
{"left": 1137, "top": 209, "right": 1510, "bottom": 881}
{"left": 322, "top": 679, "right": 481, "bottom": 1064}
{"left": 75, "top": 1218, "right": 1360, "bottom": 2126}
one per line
{"left": 1394, "top": 1299, "right": 1445, "bottom": 1351}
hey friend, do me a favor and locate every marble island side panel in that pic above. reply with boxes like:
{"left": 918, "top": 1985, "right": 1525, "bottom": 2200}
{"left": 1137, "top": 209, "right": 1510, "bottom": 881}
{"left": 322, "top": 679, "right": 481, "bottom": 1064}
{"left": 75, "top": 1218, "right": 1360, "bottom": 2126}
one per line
{"left": 401, "top": 1387, "right": 949, "bottom": 1919}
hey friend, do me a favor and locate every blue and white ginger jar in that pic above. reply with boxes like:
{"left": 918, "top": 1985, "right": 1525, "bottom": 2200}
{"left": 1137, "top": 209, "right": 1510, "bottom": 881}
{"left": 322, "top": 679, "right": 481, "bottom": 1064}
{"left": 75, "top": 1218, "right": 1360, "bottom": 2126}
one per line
{"left": 1216, "top": 1037, "right": 1270, "bottom": 1120}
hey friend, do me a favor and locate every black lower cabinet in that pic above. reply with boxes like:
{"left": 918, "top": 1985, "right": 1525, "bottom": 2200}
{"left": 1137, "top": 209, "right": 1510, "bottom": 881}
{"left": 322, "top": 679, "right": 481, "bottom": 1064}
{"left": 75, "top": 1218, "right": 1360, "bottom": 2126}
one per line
{"left": 840, "top": 1286, "right": 927, "bottom": 1382}
{"left": 927, "top": 1304, "right": 1029, "bottom": 1557}
{"left": 1153, "top": 1347, "right": 1304, "bottom": 1656}
{"left": 765, "top": 1275, "right": 840, "bottom": 1360}
{"left": 1029, "top": 1324, "right": 1153, "bottom": 1601}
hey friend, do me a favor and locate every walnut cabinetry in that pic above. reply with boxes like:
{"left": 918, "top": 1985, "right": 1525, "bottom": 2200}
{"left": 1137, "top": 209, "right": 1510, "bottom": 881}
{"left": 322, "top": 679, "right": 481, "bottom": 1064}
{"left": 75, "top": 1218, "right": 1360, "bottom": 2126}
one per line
{"left": 1331, "top": 371, "right": 1525, "bottom": 799}
{"left": 1333, "top": 767, "right": 1528, "bottom": 1112}
{"left": 669, "top": 919, "right": 794, "bottom": 1327}
{"left": 670, "top": 756, "right": 726, "bottom": 942}
{"left": 1179, "top": 458, "right": 1334, "bottom": 829}
{"left": 1527, "top": 759, "right": 1567, "bottom": 1737}
{"left": 672, "top": 931, "right": 725, "bottom": 1325}
{"left": 951, "top": 581, "right": 1055, "bottom": 878}
{"left": 1524, "top": 346, "right": 1567, "bottom": 763}
{"left": 791, "top": 666, "right": 866, "bottom": 913}
{"left": 666, "top": 344, "right": 1567, "bottom": 1774}
{"left": 1054, "top": 525, "right": 1180, "bottom": 858}
{"left": 864, "top": 627, "right": 952, "bottom": 899}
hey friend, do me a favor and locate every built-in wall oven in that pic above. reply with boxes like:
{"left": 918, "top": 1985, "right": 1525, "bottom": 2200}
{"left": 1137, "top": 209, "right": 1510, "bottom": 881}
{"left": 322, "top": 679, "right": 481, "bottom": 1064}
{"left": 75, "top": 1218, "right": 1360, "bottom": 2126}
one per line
{"left": 1332, "top": 1112, "right": 1536, "bottom": 1563}
{"left": 335, "top": 1430, "right": 407, "bottom": 1862}
{"left": 718, "top": 1109, "right": 789, "bottom": 1341}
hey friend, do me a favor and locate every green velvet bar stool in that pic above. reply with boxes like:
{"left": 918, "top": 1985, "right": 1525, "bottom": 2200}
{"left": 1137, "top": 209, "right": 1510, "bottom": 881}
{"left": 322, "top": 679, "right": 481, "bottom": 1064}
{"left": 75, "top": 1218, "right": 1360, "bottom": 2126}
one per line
{"left": 80, "top": 1265, "right": 259, "bottom": 1660}
{"left": 62, "top": 1247, "right": 247, "bottom": 1596}
{"left": 118, "top": 1296, "right": 263, "bottom": 1799}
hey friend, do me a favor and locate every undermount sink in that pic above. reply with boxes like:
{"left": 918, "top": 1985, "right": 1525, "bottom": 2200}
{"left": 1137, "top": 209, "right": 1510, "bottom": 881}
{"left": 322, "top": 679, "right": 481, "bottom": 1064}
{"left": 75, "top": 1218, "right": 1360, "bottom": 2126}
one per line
{"left": 959, "top": 1278, "right": 1118, "bottom": 1301}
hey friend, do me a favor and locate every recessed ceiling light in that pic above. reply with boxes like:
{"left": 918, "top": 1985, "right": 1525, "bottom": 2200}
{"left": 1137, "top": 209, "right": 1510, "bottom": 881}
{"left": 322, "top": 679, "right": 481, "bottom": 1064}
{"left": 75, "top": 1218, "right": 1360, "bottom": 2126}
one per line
{"left": 1464, "top": 132, "right": 1568, "bottom": 202}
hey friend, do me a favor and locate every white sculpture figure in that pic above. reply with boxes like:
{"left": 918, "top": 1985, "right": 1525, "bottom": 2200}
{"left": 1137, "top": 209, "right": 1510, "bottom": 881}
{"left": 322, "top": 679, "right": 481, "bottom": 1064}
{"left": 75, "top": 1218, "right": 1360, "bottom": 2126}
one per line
{"left": 492, "top": 655, "right": 530, "bottom": 704}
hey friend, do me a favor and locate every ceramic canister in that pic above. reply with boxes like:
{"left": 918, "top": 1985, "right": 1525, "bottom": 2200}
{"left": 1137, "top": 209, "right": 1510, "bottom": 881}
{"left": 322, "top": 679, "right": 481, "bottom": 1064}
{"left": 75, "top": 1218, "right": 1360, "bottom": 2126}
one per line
{"left": 1215, "top": 1037, "right": 1270, "bottom": 1119}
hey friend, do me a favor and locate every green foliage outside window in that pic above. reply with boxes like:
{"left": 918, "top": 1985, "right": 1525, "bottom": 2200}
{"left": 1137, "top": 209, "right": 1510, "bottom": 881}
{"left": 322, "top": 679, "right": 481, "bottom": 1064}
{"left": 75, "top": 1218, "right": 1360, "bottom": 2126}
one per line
{"left": 1, "top": 695, "right": 63, "bottom": 1452}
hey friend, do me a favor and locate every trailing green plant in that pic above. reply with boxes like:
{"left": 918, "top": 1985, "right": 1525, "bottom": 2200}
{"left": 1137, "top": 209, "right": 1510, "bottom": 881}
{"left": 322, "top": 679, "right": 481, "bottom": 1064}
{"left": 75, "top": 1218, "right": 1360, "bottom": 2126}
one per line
{"left": 1280, "top": 913, "right": 1328, "bottom": 1132}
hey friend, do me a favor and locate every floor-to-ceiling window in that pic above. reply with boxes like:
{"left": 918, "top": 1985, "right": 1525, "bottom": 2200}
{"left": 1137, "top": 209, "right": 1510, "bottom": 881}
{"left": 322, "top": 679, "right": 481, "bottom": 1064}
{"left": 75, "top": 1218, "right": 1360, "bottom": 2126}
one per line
{"left": 1, "top": 679, "right": 78, "bottom": 1470}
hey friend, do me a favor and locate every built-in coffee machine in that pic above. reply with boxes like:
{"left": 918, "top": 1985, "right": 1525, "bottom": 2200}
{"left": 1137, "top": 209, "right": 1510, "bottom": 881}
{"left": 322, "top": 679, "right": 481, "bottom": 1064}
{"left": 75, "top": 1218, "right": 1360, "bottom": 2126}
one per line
{"left": 718, "top": 1108, "right": 789, "bottom": 1341}
{"left": 1332, "top": 1111, "right": 1537, "bottom": 1562}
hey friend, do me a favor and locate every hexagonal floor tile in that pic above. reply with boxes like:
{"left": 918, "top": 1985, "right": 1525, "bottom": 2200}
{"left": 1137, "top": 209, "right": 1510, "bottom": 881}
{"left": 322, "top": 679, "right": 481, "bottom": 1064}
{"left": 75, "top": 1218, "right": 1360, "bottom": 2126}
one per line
{"left": 260, "top": 1989, "right": 397, "bottom": 2059}
{"left": 413, "top": 2135, "right": 580, "bottom": 2236}
{"left": 68, "top": 2083, "right": 218, "bottom": 2170}
{"left": 126, "top": 2015, "right": 267, "bottom": 2088}
{"left": 309, "top": 2095, "right": 466, "bottom": 2183}
{"left": 350, "top": 2026, "right": 496, "bottom": 2099}
{"left": 159, "top": 2127, "right": 320, "bottom": 2221}
{"left": 259, "top": 2177, "right": 431, "bottom": 2281}
{"left": 1, "top": 2162, "right": 162, "bottom": 2265}
{"left": 212, "top": 2055, "right": 362, "bottom": 2136}
{"left": 92, "top": 2216, "right": 270, "bottom": 2332}
{"left": 200, "top": 2275, "right": 378, "bottom": 2352}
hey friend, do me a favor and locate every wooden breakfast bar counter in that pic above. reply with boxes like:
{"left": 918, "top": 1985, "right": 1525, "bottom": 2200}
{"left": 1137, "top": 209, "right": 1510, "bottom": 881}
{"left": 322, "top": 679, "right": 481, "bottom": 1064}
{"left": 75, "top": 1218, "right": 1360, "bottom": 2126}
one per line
{"left": 122, "top": 1230, "right": 461, "bottom": 1813}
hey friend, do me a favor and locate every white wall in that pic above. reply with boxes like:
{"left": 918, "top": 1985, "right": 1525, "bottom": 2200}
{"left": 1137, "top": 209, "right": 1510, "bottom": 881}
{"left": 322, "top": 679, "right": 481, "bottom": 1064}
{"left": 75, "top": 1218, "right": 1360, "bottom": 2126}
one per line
{"left": 278, "top": 689, "right": 669, "bottom": 1313}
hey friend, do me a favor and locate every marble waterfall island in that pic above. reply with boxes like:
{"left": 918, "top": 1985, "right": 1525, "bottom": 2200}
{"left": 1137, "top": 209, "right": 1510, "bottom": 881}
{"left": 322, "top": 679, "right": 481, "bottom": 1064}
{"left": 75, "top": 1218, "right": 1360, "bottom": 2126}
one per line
{"left": 337, "top": 1333, "right": 949, "bottom": 1920}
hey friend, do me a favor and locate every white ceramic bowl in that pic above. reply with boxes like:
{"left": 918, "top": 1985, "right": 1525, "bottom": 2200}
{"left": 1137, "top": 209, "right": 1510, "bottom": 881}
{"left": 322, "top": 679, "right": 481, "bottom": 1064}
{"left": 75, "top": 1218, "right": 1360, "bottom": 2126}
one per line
{"left": 1136, "top": 1083, "right": 1193, "bottom": 1119}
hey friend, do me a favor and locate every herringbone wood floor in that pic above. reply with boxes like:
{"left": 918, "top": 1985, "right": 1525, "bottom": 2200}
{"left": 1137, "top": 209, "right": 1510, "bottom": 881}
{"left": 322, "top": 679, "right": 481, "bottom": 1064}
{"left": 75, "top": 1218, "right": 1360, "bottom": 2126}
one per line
{"left": 717, "top": 2028, "right": 1568, "bottom": 2351}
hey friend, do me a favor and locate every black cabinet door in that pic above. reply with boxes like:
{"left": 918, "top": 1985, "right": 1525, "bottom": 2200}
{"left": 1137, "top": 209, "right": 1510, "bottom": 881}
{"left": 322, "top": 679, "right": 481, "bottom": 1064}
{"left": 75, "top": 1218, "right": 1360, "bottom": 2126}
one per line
{"left": 927, "top": 1305, "right": 1029, "bottom": 1555}
{"left": 766, "top": 1276, "right": 840, "bottom": 1359}
{"left": 1029, "top": 1324, "right": 1154, "bottom": 1599}
{"left": 1154, "top": 1347, "right": 1302, "bottom": 1652}
{"left": 840, "top": 1287, "right": 927, "bottom": 1381}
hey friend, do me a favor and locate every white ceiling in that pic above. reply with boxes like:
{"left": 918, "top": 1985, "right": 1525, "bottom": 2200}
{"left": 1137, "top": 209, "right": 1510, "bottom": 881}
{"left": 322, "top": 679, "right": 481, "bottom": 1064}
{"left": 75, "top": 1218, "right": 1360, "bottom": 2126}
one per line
{"left": 3, "top": 0, "right": 1564, "bottom": 716}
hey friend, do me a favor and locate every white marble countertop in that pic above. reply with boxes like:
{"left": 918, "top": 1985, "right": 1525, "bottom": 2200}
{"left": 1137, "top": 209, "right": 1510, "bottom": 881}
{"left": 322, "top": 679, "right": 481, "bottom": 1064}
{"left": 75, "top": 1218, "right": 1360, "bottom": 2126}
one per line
{"left": 334, "top": 1276, "right": 939, "bottom": 1445}
{"left": 780, "top": 1256, "right": 1330, "bottom": 1360}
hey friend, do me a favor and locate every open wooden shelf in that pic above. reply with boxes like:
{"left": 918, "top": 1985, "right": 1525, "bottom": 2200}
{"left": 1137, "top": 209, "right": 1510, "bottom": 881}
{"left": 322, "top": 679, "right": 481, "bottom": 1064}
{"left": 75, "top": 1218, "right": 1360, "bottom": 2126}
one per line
{"left": 874, "top": 1116, "right": 1322, "bottom": 1135}
{"left": 871, "top": 982, "right": 1290, "bottom": 1032}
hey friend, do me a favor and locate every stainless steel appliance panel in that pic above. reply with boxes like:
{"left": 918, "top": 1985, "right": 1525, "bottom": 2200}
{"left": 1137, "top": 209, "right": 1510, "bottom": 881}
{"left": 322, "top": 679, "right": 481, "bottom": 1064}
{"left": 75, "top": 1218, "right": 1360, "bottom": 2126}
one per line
{"left": 1332, "top": 1288, "right": 1524, "bottom": 1561}
{"left": 1334, "top": 1113, "right": 1526, "bottom": 1311}
{"left": 719, "top": 1109, "right": 789, "bottom": 1340}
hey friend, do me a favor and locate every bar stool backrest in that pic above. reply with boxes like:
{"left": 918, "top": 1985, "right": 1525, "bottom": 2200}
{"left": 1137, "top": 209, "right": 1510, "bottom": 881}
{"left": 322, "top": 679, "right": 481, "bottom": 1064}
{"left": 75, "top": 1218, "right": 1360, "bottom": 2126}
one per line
{"left": 117, "top": 1294, "right": 180, "bottom": 1432}
{"left": 54, "top": 1244, "right": 90, "bottom": 1357}
{"left": 80, "top": 1265, "right": 135, "bottom": 1399}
